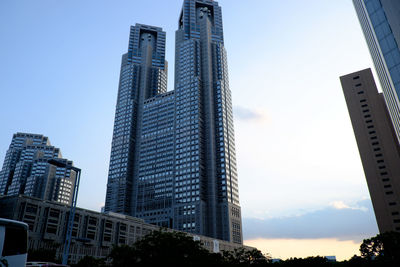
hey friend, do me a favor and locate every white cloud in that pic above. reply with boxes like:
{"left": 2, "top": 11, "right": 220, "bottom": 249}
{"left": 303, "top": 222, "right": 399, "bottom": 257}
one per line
{"left": 233, "top": 106, "right": 269, "bottom": 123}
{"left": 330, "top": 201, "right": 368, "bottom": 212}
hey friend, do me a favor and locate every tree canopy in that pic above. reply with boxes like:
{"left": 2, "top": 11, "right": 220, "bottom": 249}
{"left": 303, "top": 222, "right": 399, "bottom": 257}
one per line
{"left": 108, "top": 230, "right": 268, "bottom": 267}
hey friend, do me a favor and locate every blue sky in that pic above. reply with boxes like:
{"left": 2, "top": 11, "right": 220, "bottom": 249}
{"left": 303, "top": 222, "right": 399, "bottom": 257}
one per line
{"left": 0, "top": 0, "right": 380, "bottom": 260}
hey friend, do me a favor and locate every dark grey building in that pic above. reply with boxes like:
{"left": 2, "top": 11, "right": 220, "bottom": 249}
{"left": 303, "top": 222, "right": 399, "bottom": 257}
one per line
{"left": 0, "top": 133, "right": 78, "bottom": 205}
{"left": 353, "top": 0, "right": 400, "bottom": 143}
{"left": 340, "top": 68, "right": 400, "bottom": 233}
{"left": 105, "top": 24, "right": 167, "bottom": 215}
{"left": 105, "top": 0, "right": 242, "bottom": 243}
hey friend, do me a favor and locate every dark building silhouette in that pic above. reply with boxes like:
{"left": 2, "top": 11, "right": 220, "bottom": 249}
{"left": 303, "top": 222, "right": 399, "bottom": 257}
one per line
{"left": 341, "top": 68, "right": 400, "bottom": 233}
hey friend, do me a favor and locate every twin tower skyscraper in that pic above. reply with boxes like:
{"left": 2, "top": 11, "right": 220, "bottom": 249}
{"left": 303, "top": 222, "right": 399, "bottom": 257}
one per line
{"left": 104, "top": 0, "right": 242, "bottom": 244}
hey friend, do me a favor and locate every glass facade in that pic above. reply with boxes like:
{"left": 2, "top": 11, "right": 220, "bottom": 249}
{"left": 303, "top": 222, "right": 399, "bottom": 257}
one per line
{"left": 136, "top": 92, "right": 175, "bottom": 227}
{"left": 105, "top": 0, "right": 242, "bottom": 244}
{"left": 353, "top": 0, "right": 400, "bottom": 143}
{"left": 0, "top": 133, "right": 77, "bottom": 205}
{"left": 105, "top": 24, "right": 168, "bottom": 215}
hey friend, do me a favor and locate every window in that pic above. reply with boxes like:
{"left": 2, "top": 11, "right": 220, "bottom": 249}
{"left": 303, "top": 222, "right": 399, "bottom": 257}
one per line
{"left": 2, "top": 226, "right": 27, "bottom": 256}
{"left": 353, "top": 76, "right": 360, "bottom": 80}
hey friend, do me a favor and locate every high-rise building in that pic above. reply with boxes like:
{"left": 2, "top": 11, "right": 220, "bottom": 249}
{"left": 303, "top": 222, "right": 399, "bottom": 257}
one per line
{"left": 105, "top": 0, "right": 242, "bottom": 243}
{"left": 105, "top": 24, "right": 168, "bottom": 216}
{"left": 0, "top": 133, "right": 78, "bottom": 205}
{"left": 353, "top": 0, "right": 400, "bottom": 144}
{"left": 340, "top": 68, "right": 400, "bottom": 233}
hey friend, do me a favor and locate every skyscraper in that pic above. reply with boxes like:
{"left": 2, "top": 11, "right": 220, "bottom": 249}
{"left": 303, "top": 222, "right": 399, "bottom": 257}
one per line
{"left": 353, "top": 0, "right": 400, "bottom": 144}
{"left": 341, "top": 69, "right": 400, "bottom": 233}
{"left": 0, "top": 133, "right": 78, "bottom": 205}
{"left": 105, "top": 0, "right": 242, "bottom": 243}
{"left": 105, "top": 23, "right": 168, "bottom": 216}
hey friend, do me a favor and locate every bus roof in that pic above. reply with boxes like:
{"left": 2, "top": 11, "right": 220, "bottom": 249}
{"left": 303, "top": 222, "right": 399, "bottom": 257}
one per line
{"left": 0, "top": 217, "right": 28, "bottom": 230}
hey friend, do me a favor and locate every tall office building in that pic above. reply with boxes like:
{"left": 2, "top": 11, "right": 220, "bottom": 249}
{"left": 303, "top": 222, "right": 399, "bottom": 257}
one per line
{"left": 105, "top": 23, "right": 168, "bottom": 216}
{"left": 353, "top": 0, "right": 400, "bottom": 144}
{"left": 341, "top": 69, "right": 400, "bottom": 233}
{"left": 105, "top": 0, "right": 242, "bottom": 243}
{"left": 0, "top": 133, "right": 78, "bottom": 205}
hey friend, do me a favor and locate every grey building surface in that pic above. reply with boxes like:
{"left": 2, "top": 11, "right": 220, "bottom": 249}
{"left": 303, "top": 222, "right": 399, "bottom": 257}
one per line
{"left": 0, "top": 133, "right": 77, "bottom": 205}
{"left": 105, "top": 0, "right": 242, "bottom": 244}
{"left": 340, "top": 68, "right": 400, "bottom": 233}
{"left": 353, "top": 0, "right": 400, "bottom": 144}
{"left": 0, "top": 195, "right": 251, "bottom": 264}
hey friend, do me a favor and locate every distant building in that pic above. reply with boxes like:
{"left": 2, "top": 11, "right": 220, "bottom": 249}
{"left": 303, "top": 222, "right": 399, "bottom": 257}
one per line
{"left": 0, "top": 195, "right": 252, "bottom": 264}
{"left": 104, "top": 0, "right": 243, "bottom": 244}
{"left": 0, "top": 133, "right": 78, "bottom": 205}
{"left": 325, "top": 256, "right": 336, "bottom": 262}
{"left": 340, "top": 68, "right": 400, "bottom": 233}
{"left": 353, "top": 0, "right": 400, "bottom": 144}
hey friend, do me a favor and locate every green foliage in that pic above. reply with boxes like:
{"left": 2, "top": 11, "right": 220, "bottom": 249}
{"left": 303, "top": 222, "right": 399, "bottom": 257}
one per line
{"left": 27, "top": 248, "right": 57, "bottom": 263}
{"left": 359, "top": 231, "right": 400, "bottom": 262}
{"left": 109, "top": 230, "right": 223, "bottom": 267}
{"left": 222, "top": 247, "right": 270, "bottom": 266}
{"left": 274, "top": 256, "right": 333, "bottom": 267}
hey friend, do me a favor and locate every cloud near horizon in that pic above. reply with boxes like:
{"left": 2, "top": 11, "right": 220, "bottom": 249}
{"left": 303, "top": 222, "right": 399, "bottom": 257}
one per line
{"left": 242, "top": 199, "right": 378, "bottom": 243}
{"left": 234, "top": 106, "right": 268, "bottom": 123}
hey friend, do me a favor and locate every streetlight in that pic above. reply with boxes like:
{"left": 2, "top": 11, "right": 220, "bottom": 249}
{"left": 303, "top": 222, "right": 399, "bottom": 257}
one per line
{"left": 48, "top": 159, "right": 81, "bottom": 266}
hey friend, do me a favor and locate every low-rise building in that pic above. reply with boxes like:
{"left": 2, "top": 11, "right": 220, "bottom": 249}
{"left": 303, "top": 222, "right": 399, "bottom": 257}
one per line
{"left": 0, "top": 195, "right": 251, "bottom": 264}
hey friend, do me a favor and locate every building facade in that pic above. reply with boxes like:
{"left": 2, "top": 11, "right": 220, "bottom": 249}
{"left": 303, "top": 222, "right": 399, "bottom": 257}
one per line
{"left": 105, "top": 0, "right": 242, "bottom": 243}
{"left": 340, "top": 68, "right": 400, "bottom": 233}
{"left": 353, "top": 0, "right": 400, "bottom": 144}
{"left": 0, "top": 133, "right": 77, "bottom": 205}
{"left": 0, "top": 195, "right": 250, "bottom": 264}
{"left": 105, "top": 24, "right": 167, "bottom": 216}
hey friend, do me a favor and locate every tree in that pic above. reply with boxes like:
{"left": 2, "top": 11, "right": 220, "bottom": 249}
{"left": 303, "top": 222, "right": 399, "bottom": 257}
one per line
{"left": 279, "top": 256, "right": 331, "bottom": 267}
{"left": 73, "top": 256, "right": 105, "bottom": 267}
{"left": 360, "top": 232, "right": 400, "bottom": 262}
{"left": 27, "top": 248, "right": 57, "bottom": 263}
{"left": 222, "top": 247, "right": 270, "bottom": 266}
{"left": 108, "top": 230, "right": 223, "bottom": 267}
{"left": 108, "top": 245, "right": 136, "bottom": 267}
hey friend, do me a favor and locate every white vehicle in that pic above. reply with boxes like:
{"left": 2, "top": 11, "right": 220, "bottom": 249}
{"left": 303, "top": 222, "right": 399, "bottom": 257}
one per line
{"left": 0, "top": 218, "right": 28, "bottom": 267}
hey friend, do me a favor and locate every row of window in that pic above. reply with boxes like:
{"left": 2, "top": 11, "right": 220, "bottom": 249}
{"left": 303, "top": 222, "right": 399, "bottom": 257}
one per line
{"left": 354, "top": 75, "right": 400, "bottom": 230}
